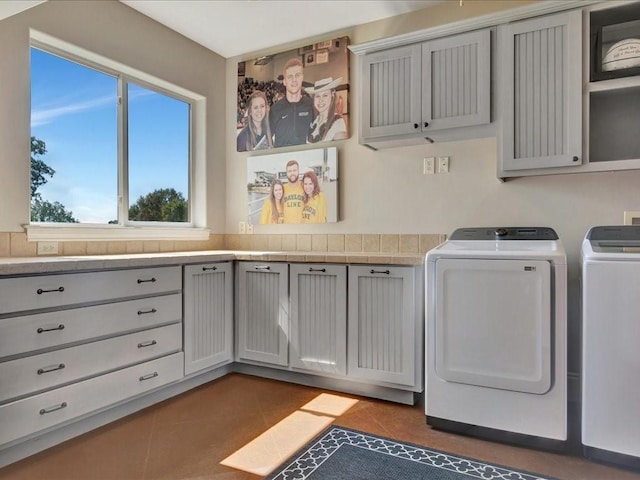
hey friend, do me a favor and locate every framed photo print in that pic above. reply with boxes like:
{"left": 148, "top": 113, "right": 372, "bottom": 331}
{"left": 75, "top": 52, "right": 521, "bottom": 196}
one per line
{"left": 247, "top": 147, "right": 338, "bottom": 224}
{"left": 236, "top": 36, "right": 350, "bottom": 152}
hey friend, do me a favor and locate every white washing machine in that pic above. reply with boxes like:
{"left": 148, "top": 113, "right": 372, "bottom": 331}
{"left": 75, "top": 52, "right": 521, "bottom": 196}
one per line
{"left": 425, "top": 227, "right": 567, "bottom": 450}
{"left": 582, "top": 226, "right": 640, "bottom": 470}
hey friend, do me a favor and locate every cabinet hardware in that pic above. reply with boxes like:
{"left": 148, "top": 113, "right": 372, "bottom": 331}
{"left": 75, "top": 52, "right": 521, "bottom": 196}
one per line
{"left": 254, "top": 266, "right": 271, "bottom": 270}
{"left": 139, "top": 372, "right": 159, "bottom": 381}
{"left": 37, "top": 324, "right": 65, "bottom": 333}
{"left": 424, "top": 121, "right": 429, "bottom": 127}
{"left": 202, "top": 266, "right": 218, "bottom": 271}
{"left": 39, "top": 402, "right": 67, "bottom": 415}
{"left": 37, "top": 363, "right": 66, "bottom": 375}
{"left": 309, "top": 268, "right": 326, "bottom": 272}
{"left": 370, "top": 269, "right": 391, "bottom": 275}
{"left": 36, "top": 286, "right": 64, "bottom": 295}
{"left": 137, "top": 340, "right": 157, "bottom": 348}
{"left": 137, "top": 277, "right": 157, "bottom": 284}
{"left": 573, "top": 156, "right": 579, "bottom": 162}
{"left": 413, "top": 123, "right": 419, "bottom": 129}
{"left": 137, "top": 308, "right": 157, "bottom": 315}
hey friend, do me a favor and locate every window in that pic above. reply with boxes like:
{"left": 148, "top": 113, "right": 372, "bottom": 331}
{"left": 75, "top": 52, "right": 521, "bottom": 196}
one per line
{"left": 28, "top": 32, "right": 207, "bottom": 241}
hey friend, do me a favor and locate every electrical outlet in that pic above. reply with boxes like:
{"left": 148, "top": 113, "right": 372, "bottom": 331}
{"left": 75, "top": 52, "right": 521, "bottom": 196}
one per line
{"left": 246, "top": 223, "right": 254, "bottom": 234}
{"left": 423, "top": 157, "right": 435, "bottom": 175}
{"left": 37, "top": 241, "right": 59, "bottom": 256}
{"left": 437, "top": 156, "right": 450, "bottom": 173}
{"left": 239, "top": 221, "right": 246, "bottom": 234}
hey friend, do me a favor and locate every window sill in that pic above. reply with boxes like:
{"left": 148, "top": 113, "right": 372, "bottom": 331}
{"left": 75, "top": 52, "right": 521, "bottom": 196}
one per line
{"left": 25, "top": 224, "right": 211, "bottom": 242}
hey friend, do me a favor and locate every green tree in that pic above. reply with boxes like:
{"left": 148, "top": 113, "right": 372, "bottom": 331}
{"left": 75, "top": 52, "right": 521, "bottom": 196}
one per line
{"left": 30, "top": 136, "right": 79, "bottom": 223}
{"left": 129, "top": 188, "right": 187, "bottom": 222}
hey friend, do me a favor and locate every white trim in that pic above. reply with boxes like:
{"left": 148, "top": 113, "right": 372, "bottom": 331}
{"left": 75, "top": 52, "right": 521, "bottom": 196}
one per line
{"left": 25, "top": 225, "right": 211, "bottom": 242}
{"left": 348, "top": 0, "right": 600, "bottom": 55}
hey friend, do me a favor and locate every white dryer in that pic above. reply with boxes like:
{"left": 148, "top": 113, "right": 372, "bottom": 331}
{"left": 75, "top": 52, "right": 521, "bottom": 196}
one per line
{"left": 582, "top": 226, "right": 640, "bottom": 470}
{"left": 426, "top": 227, "right": 567, "bottom": 450}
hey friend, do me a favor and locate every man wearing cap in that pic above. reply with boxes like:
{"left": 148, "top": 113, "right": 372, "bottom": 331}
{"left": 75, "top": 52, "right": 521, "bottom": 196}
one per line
{"left": 270, "top": 58, "right": 314, "bottom": 147}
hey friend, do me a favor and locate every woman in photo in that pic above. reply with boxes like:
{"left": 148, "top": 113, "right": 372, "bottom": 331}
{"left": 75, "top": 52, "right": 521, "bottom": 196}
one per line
{"left": 259, "top": 179, "right": 284, "bottom": 224}
{"left": 237, "top": 90, "right": 273, "bottom": 151}
{"left": 305, "top": 77, "right": 347, "bottom": 143}
{"left": 301, "top": 171, "right": 327, "bottom": 223}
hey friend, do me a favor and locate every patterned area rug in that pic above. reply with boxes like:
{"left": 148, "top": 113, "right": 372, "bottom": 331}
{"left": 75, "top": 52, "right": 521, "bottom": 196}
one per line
{"left": 265, "top": 426, "right": 557, "bottom": 480}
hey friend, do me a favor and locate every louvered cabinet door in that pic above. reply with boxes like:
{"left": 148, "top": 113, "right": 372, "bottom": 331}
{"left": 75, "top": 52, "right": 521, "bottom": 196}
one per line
{"left": 289, "top": 264, "right": 347, "bottom": 375}
{"left": 423, "top": 29, "right": 491, "bottom": 131}
{"left": 183, "top": 262, "right": 233, "bottom": 375}
{"left": 500, "top": 10, "right": 582, "bottom": 173}
{"left": 361, "top": 43, "right": 422, "bottom": 139}
{"left": 348, "top": 266, "right": 415, "bottom": 387}
{"left": 236, "top": 262, "right": 289, "bottom": 366}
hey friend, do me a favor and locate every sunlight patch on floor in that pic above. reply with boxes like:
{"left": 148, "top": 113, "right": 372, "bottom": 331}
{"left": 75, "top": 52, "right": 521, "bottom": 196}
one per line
{"left": 220, "top": 393, "right": 359, "bottom": 476}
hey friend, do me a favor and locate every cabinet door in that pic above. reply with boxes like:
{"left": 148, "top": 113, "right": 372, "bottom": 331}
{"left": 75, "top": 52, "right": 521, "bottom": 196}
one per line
{"left": 423, "top": 29, "right": 491, "bottom": 131}
{"left": 499, "top": 10, "right": 582, "bottom": 173}
{"left": 290, "top": 264, "right": 347, "bottom": 375}
{"left": 348, "top": 266, "right": 415, "bottom": 386}
{"left": 236, "top": 262, "right": 288, "bottom": 366}
{"left": 361, "top": 43, "right": 422, "bottom": 139}
{"left": 183, "top": 263, "right": 233, "bottom": 375}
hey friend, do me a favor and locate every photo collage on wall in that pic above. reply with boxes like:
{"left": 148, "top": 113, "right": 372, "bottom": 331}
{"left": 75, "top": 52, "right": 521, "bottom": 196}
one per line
{"left": 247, "top": 148, "right": 338, "bottom": 225}
{"left": 236, "top": 36, "right": 350, "bottom": 152}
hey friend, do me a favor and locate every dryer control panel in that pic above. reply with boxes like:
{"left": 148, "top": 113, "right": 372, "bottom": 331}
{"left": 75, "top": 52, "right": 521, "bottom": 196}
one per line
{"left": 449, "top": 227, "right": 558, "bottom": 241}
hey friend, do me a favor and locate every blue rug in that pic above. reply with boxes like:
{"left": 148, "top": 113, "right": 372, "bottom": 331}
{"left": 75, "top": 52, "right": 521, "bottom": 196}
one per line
{"left": 266, "top": 426, "right": 557, "bottom": 480}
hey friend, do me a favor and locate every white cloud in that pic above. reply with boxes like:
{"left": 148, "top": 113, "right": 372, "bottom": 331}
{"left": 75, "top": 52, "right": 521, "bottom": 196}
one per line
{"left": 31, "top": 95, "right": 115, "bottom": 127}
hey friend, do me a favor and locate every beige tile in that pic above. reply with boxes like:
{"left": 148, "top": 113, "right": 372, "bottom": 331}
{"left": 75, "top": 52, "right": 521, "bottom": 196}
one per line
{"left": 237, "top": 235, "right": 251, "bottom": 250}
{"left": 380, "top": 235, "right": 399, "bottom": 253}
{"left": 125, "top": 241, "right": 144, "bottom": 254}
{"left": 362, "top": 234, "right": 380, "bottom": 253}
{"left": 369, "top": 256, "right": 392, "bottom": 264}
{"left": 267, "top": 253, "right": 288, "bottom": 262}
{"left": 250, "top": 234, "right": 269, "bottom": 251}
{"left": 305, "top": 255, "right": 326, "bottom": 262}
{"left": 225, "top": 234, "right": 241, "bottom": 250}
{"left": 311, "top": 235, "right": 327, "bottom": 252}
{"left": 267, "top": 235, "right": 283, "bottom": 251}
{"left": 158, "top": 240, "right": 176, "bottom": 252}
{"left": 420, "top": 234, "right": 445, "bottom": 254}
{"left": 10, "top": 233, "right": 36, "bottom": 257}
{"left": 62, "top": 242, "right": 87, "bottom": 256}
{"left": 296, "top": 234, "right": 312, "bottom": 251}
{"left": 346, "top": 255, "right": 369, "bottom": 264}
{"left": 324, "top": 254, "right": 347, "bottom": 263}
{"left": 399, "top": 234, "right": 419, "bottom": 254}
{"left": 345, "top": 234, "right": 362, "bottom": 252}
{"left": 208, "top": 234, "right": 225, "bottom": 250}
{"left": 142, "top": 241, "right": 160, "bottom": 253}
{"left": 281, "top": 234, "right": 297, "bottom": 251}
{"left": 286, "top": 254, "right": 306, "bottom": 262}
{"left": 0, "top": 233, "right": 10, "bottom": 257}
{"left": 106, "top": 242, "right": 127, "bottom": 254}
{"left": 327, "top": 234, "right": 345, "bottom": 253}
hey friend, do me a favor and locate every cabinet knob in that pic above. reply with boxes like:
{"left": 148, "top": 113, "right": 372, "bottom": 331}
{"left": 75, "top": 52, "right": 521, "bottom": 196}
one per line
{"left": 424, "top": 121, "right": 429, "bottom": 128}
{"left": 413, "top": 123, "right": 419, "bottom": 129}
{"left": 573, "top": 156, "right": 579, "bottom": 162}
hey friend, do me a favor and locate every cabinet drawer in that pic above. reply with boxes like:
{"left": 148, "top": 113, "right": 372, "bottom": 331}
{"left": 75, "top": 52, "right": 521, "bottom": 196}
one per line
{"left": 0, "top": 352, "right": 183, "bottom": 446}
{"left": 0, "top": 323, "right": 182, "bottom": 403}
{"left": 0, "top": 293, "right": 181, "bottom": 359}
{"left": 0, "top": 266, "right": 181, "bottom": 315}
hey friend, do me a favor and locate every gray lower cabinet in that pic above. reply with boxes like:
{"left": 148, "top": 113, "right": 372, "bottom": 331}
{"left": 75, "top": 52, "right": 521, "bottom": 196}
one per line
{"left": 236, "top": 262, "right": 289, "bottom": 366}
{"left": 183, "top": 262, "right": 233, "bottom": 375}
{"left": 347, "top": 265, "right": 417, "bottom": 387}
{"left": 289, "top": 264, "right": 347, "bottom": 375}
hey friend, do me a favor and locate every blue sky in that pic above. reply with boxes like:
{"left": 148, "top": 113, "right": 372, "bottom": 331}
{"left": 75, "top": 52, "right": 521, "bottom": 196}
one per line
{"left": 30, "top": 48, "right": 189, "bottom": 223}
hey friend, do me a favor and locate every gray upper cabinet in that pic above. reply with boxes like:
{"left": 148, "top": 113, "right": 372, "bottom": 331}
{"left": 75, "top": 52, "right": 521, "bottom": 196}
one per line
{"left": 360, "top": 29, "right": 491, "bottom": 146}
{"left": 498, "top": 10, "right": 582, "bottom": 176}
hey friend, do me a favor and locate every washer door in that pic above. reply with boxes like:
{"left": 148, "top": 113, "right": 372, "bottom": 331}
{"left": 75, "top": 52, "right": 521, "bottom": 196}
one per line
{"left": 434, "top": 258, "right": 552, "bottom": 394}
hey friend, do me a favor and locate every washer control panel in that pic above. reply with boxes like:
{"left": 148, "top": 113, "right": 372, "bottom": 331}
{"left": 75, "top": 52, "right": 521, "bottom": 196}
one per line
{"left": 449, "top": 227, "right": 559, "bottom": 241}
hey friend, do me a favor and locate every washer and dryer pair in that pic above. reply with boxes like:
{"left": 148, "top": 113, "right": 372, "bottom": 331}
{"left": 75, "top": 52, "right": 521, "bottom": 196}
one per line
{"left": 426, "top": 225, "right": 640, "bottom": 468}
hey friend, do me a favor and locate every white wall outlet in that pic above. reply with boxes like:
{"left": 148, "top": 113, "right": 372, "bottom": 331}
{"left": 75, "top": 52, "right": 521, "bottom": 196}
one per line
{"left": 423, "top": 157, "right": 435, "bottom": 175}
{"left": 437, "top": 156, "right": 450, "bottom": 173}
{"left": 246, "top": 223, "right": 254, "bottom": 234}
{"left": 37, "top": 241, "right": 59, "bottom": 256}
{"left": 239, "top": 221, "right": 246, "bottom": 234}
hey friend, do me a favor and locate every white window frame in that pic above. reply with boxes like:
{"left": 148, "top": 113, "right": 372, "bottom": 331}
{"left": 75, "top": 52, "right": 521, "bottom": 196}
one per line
{"left": 26, "top": 30, "right": 209, "bottom": 242}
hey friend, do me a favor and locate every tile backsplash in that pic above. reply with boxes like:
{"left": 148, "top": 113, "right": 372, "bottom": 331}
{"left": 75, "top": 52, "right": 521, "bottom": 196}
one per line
{"left": 0, "top": 232, "right": 444, "bottom": 257}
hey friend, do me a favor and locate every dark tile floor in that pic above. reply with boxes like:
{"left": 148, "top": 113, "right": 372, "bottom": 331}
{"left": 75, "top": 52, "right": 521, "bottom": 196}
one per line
{"left": 1, "top": 373, "right": 639, "bottom": 480}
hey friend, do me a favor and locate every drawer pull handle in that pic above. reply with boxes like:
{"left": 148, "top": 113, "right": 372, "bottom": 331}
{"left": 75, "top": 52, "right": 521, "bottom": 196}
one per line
{"left": 36, "top": 286, "right": 64, "bottom": 295}
{"left": 254, "top": 266, "right": 271, "bottom": 270}
{"left": 309, "top": 268, "right": 326, "bottom": 273}
{"left": 137, "top": 308, "right": 157, "bottom": 315}
{"left": 370, "top": 269, "right": 390, "bottom": 275}
{"left": 139, "top": 372, "right": 159, "bottom": 381}
{"left": 37, "top": 363, "right": 66, "bottom": 375}
{"left": 40, "top": 402, "right": 67, "bottom": 415}
{"left": 137, "top": 277, "right": 157, "bottom": 284}
{"left": 37, "top": 324, "right": 65, "bottom": 333}
{"left": 138, "top": 340, "right": 157, "bottom": 348}
{"left": 202, "top": 266, "right": 218, "bottom": 271}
